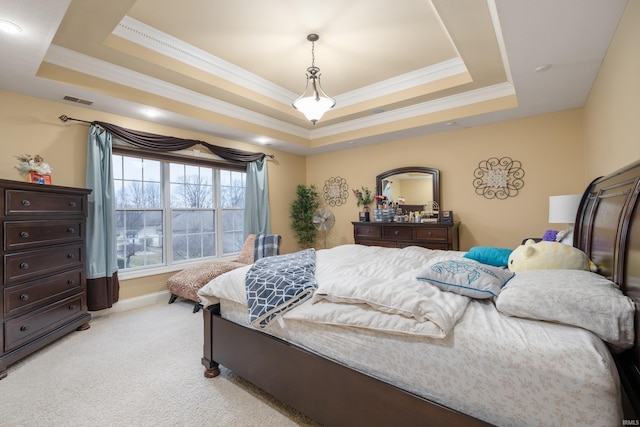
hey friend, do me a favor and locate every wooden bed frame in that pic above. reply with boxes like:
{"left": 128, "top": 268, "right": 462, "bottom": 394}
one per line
{"left": 202, "top": 159, "right": 640, "bottom": 426}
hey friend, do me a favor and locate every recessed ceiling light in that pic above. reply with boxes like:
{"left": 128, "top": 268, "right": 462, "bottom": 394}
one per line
{"left": 0, "top": 19, "right": 22, "bottom": 34}
{"left": 255, "top": 137, "right": 271, "bottom": 145}
{"left": 534, "top": 64, "right": 552, "bottom": 73}
{"left": 143, "top": 109, "right": 160, "bottom": 117}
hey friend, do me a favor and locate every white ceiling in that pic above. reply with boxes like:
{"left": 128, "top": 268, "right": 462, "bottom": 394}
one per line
{"left": 0, "top": 0, "right": 628, "bottom": 155}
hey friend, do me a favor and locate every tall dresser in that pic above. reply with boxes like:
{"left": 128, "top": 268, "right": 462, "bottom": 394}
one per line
{"left": 0, "top": 179, "right": 91, "bottom": 379}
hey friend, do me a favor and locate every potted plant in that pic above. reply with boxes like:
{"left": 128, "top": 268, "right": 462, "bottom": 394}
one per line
{"left": 353, "top": 186, "right": 373, "bottom": 221}
{"left": 290, "top": 184, "right": 320, "bottom": 248}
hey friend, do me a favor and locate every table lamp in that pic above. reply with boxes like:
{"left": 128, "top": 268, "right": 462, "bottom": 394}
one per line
{"left": 548, "top": 194, "right": 582, "bottom": 244}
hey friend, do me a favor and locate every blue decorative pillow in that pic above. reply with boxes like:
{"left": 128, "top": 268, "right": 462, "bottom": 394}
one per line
{"left": 416, "top": 259, "right": 514, "bottom": 299}
{"left": 463, "top": 246, "right": 513, "bottom": 267}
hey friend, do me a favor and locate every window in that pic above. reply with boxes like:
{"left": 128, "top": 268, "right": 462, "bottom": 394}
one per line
{"left": 113, "top": 153, "right": 246, "bottom": 272}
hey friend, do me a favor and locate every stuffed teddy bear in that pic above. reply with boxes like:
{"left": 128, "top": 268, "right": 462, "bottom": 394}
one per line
{"left": 507, "top": 239, "right": 592, "bottom": 273}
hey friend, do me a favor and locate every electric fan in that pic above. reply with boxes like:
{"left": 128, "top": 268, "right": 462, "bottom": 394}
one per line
{"left": 312, "top": 208, "right": 336, "bottom": 248}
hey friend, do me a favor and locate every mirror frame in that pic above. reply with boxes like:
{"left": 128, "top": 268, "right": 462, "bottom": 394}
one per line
{"left": 376, "top": 166, "right": 440, "bottom": 208}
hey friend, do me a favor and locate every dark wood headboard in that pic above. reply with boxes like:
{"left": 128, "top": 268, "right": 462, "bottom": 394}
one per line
{"left": 574, "top": 159, "right": 640, "bottom": 411}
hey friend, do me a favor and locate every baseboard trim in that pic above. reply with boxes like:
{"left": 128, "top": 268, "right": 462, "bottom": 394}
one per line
{"left": 90, "top": 290, "right": 171, "bottom": 318}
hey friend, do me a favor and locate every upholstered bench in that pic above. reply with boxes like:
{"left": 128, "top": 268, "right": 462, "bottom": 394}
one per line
{"left": 167, "top": 233, "right": 281, "bottom": 312}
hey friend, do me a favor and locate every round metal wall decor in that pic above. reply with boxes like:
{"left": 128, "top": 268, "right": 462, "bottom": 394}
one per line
{"left": 473, "top": 157, "right": 524, "bottom": 199}
{"left": 323, "top": 176, "right": 349, "bottom": 206}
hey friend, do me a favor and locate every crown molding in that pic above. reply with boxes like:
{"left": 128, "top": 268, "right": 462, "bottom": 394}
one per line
{"left": 43, "top": 45, "right": 311, "bottom": 139}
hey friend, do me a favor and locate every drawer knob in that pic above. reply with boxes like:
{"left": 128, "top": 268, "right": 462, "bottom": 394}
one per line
{"left": 67, "top": 279, "right": 75, "bottom": 285}
{"left": 68, "top": 304, "right": 76, "bottom": 310}
{"left": 19, "top": 293, "right": 29, "bottom": 301}
{"left": 67, "top": 227, "right": 75, "bottom": 233}
{"left": 19, "top": 262, "right": 29, "bottom": 270}
{"left": 68, "top": 201, "right": 76, "bottom": 208}
{"left": 21, "top": 199, "right": 31, "bottom": 207}
{"left": 67, "top": 254, "right": 75, "bottom": 259}
{"left": 20, "top": 325, "right": 30, "bottom": 332}
{"left": 428, "top": 231, "right": 432, "bottom": 236}
{"left": 20, "top": 231, "right": 29, "bottom": 239}
{"left": 394, "top": 230, "right": 399, "bottom": 235}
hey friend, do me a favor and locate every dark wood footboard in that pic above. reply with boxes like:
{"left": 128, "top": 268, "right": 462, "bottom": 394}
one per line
{"left": 202, "top": 304, "right": 492, "bottom": 427}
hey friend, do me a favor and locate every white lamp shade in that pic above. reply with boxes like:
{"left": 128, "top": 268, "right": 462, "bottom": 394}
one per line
{"left": 548, "top": 194, "right": 582, "bottom": 224}
{"left": 292, "top": 96, "right": 334, "bottom": 123}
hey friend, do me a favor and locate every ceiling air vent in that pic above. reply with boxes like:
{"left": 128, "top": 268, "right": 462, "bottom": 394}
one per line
{"left": 63, "top": 95, "right": 94, "bottom": 105}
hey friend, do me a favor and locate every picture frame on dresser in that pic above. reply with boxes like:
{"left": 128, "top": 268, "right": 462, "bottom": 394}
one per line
{"left": 0, "top": 179, "right": 92, "bottom": 379}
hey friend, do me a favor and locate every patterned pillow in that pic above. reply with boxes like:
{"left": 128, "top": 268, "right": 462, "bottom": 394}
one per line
{"left": 416, "top": 259, "right": 514, "bottom": 299}
{"left": 496, "top": 269, "right": 635, "bottom": 350}
{"left": 167, "top": 261, "right": 246, "bottom": 302}
{"left": 236, "top": 234, "right": 256, "bottom": 264}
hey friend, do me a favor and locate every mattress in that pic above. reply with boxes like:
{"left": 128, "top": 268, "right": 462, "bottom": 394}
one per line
{"left": 200, "top": 245, "right": 624, "bottom": 426}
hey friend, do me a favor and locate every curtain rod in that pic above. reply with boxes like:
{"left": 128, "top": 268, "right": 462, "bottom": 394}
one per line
{"left": 59, "top": 114, "right": 92, "bottom": 124}
{"left": 58, "top": 115, "right": 275, "bottom": 159}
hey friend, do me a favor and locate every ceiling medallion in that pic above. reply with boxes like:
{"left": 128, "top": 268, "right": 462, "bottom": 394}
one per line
{"left": 473, "top": 157, "right": 524, "bottom": 199}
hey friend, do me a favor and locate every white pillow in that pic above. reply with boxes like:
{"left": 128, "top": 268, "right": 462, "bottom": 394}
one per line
{"left": 416, "top": 259, "right": 514, "bottom": 299}
{"left": 495, "top": 269, "right": 635, "bottom": 351}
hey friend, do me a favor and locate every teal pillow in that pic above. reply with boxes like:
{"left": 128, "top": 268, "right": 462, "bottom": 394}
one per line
{"left": 463, "top": 246, "right": 513, "bottom": 267}
{"left": 416, "top": 259, "right": 514, "bottom": 299}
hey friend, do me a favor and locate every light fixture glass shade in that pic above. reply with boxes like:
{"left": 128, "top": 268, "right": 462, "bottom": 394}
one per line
{"left": 548, "top": 194, "right": 582, "bottom": 224}
{"left": 292, "top": 70, "right": 335, "bottom": 124}
{"left": 293, "top": 95, "right": 334, "bottom": 123}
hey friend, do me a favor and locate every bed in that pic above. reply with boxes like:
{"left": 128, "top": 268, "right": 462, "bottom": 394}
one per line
{"left": 198, "top": 159, "right": 640, "bottom": 427}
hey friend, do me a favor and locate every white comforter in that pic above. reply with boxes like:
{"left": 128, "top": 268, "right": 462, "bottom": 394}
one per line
{"left": 199, "top": 244, "right": 469, "bottom": 338}
{"left": 197, "top": 244, "right": 625, "bottom": 426}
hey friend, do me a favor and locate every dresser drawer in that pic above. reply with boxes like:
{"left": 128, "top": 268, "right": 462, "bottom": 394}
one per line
{"left": 382, "top": 226, "right": 412, "bottom": 240}
{"left": 4, "top": 219, "right": 84, "bottom": 251}
{"left": 4, "top": 269, "right": 84, "bottom": 318}
{"left": 4, "top": 244, "right": 83, "bottom": 285}
{"left": 354, "top": 225, "right": 382, "bottom": 239}
{"left": 4, "top": 295, "right": 84, "bottom": 352}
{"left": 414, "top": 227, "right": 449, "bottom": 242}
{"left": 4, "top": 189, "right": 86, "bottom": 217}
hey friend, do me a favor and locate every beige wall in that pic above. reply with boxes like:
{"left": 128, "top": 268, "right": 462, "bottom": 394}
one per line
{"left": 306, "top": 109, "right": 585, "bottom": 250}
{"left": 0, "top": 91, "right": 305, "bottom": 299}
{"left": 583, "top": 0, "right": 640, "bottom": 180}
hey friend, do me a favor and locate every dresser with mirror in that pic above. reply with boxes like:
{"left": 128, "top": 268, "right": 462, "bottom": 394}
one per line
{"left": 352, "top": 166, "right": 459, "bottom": 250}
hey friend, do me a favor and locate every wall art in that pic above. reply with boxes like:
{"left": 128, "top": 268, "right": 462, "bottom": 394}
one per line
{"left": 323, "top": 176, "right": 349, "bottom": 206}
{"left": 473, "top": 157, "right": 524, "bottom": 199}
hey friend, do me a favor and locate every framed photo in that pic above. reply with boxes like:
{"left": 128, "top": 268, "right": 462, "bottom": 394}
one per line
{"left": 441, "top": 210, "right": 453, "bottom": 223}
{"left": 28, "top": 173, "right": 52, "bottom": 184}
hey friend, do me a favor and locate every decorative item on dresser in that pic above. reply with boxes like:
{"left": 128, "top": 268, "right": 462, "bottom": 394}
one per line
{"left": 352, "top": 221, "right": 459, "bottom": 250}
{"left": 0, "top": 179, "right": 91, "bottom": 379}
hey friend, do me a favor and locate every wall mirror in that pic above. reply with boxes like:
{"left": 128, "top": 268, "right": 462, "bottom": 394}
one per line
{"left": 376, "top": 167, "right": 440, "bottom": 211}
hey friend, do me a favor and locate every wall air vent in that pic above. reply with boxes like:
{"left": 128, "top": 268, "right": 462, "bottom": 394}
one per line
{"left": 63, "top": 95, "right": 94, "bottom": 105}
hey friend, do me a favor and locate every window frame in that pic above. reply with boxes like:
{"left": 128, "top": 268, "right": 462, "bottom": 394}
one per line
{"left": 113, "top": 144, "right": 247, "bottom": 279}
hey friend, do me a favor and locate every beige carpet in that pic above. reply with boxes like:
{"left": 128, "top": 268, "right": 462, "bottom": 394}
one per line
{"left": 0, "top": 300, "right": 320, "bottom": 427}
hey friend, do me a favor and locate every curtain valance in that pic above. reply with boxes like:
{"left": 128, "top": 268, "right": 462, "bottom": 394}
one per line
{"left": 92, "top": 121, "right": 270, "bottom": 163}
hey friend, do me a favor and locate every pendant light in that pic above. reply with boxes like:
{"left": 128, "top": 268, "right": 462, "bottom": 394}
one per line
{"left": 292, "top": 34, "right": 336, "bottom": 124}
